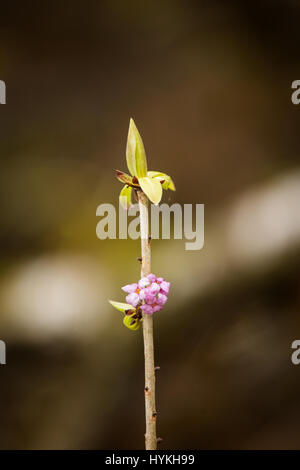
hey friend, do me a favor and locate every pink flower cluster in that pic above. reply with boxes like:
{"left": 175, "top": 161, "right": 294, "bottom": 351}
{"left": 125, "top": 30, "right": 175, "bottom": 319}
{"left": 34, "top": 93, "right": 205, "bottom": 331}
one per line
{"left": 122, "top": 274, "right": 170, "bottom": 315}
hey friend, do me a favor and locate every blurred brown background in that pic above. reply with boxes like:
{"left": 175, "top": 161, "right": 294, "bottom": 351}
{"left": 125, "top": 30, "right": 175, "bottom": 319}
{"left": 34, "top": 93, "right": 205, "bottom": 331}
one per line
{"left": 1, "top": 0, "right": 300, "bottom": 449}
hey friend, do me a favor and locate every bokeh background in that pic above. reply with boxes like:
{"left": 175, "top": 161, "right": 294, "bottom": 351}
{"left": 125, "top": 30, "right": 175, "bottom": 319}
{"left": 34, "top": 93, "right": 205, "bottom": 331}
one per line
{"left": 1, "top": 0, "right": 300, "bottom": 449}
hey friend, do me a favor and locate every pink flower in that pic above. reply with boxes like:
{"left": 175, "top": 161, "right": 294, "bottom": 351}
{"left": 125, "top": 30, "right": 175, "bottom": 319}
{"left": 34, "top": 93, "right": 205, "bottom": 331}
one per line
{"left": 149, "top": 282, "right": 160, "bottom": 294}
{"left": 160, "top": 281, "right": 170, "bottom": 295}
{"left": 152, "top": 305, "right": 162, "bottom": 313}
{"left": 145, "top": 292, "right": 156, "bottom": 305}
{"left": 139, "top": 288, "right": 146, "bottom": 300}
{"left": 138, "top": 277, "right": 150, "bottom": 288}
{"left": 157, "top": 293, "right": 168, "bottom": 306}
{"left": 141, "top": 304, "right": 154, "bottom": 315}
{"left": 117, "top": 274, "right": 170, "bottom": 317}
{"left": 122, "top": 283, "right": 138, "bottom": 294}
{"left": 147, "top": 273, "right": 157, "bottom": 282}
{"left": 126, "top": 292, "right": 140, "bottom": 307}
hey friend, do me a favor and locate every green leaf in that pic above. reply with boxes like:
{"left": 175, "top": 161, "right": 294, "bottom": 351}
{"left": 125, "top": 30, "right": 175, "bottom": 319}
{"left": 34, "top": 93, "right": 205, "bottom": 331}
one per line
{"left": 147, "top": 171, "right": 176, "bottom": 191}
{"left": 126, "top": 120, "right": 137, "bottom": 176}
{"left": 138, "top": 176, "right": 163, "bottom": 205}
{"left": 119, "top": 185, "right": 132, "bottom": 210}
{"left": 108, "top": 300, "right": 134, "bottom": 313}
{"left": 147, "top": 171, "right": 165, "bottom": 178}
{"left": 168, "top": 177, "right": 176, "bottom": 191}
{"left": 126, "top": 118, "right": 147, "bottom": 178}
{"left": 147, "top": 171, "right": 170, "bottom": 189}
{"left": 134, "top": 122, "right": 147, "bottom": 178}
{"left": 123, "top": 313, "right": 140, "bottom": 331}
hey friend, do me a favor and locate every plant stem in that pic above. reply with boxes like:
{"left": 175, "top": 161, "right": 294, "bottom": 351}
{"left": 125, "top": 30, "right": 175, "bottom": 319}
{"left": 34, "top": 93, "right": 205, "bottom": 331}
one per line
{"left": 137, "top": 190, "right": 157, "bottom": 450}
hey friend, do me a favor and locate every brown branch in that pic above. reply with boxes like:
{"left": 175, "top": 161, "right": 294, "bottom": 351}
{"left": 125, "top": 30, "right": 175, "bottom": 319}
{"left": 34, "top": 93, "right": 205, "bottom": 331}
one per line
{"left": 137, "top": 189, "right": 157, "bottom": 450}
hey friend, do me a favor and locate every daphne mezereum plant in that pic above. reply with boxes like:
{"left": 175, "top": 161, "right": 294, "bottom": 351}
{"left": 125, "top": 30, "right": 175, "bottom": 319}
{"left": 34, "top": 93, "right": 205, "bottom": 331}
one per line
{"left": 108, "top": 118, "right": 175, "bottom": 450}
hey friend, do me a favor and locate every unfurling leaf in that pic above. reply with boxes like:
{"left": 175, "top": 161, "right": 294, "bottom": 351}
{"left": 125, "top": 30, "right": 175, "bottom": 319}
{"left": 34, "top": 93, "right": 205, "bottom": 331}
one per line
{"left": 115, "top": 170, "right": 133, "bottom": 185}
{"left": 168, "top": 178, "right": 176, "bottom": 191}
{"left": 119, "top": 185, "right": 132, "bottom": 210}
{"left": 126, "top": 118, "right": 148, "bottom": 178}
{"left": 108, "top": 300, "right": 134, "bottom": 313}
{"left": 147, "top": 171, "right": 176, "bottom": 191}
{"left": 123, "top": 312, "right": 140, "bottom": 331}
{"left": 147, "top": 171, "right": 166, "bottom": 179}
{"left": 138, "top": 176, "right": 163, "bottom": 205}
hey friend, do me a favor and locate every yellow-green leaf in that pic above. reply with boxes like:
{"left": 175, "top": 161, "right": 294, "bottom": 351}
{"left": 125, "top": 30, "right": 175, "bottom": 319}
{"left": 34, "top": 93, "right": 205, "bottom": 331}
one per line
{"left": 147, "top": 171, "right": 176, "bottom": 191}
{"left": 147, "top": 171, "right": 165, "bottom": 178}
{"left": 123, "top": 314, "right": 140, "bottom": 331}
{"left": 126, "top": 118, "right": 147, "bottom": 178}
{"left": 126, "top": 119, "right": 136, "bottom": 176}
{"left": 134, "top": 122, "right": 147, "bottom": 178}
{"left": 108, "top": 300, "right": 134, "bottom": 313}
{"left": 119, "top": 185, "right": 132, "bottom": 210}
{"left": 168, "top": 177, "right": 176, "bottom": 191}
{"left": 138, "top": 176, "right": 163, "bottom": 205}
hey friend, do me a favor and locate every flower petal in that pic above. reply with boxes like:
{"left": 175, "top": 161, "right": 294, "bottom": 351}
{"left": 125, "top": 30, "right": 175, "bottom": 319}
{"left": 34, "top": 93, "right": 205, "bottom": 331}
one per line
{"left": 160, "top": 281, "right": 170, "bottom": 294}
{"left": 139, "top": 288, "right": 146, "bottom": 300}
{"left": 138, "top": 277, "right": 150, "bottom": 288}
{"left": 149, "top": 282, "right": 160, "bottom": 294}
{"left": 152, "top": 305, "right": 163, "bottom": 313}
{"left": 157, "top": 293, "right": 168, "bottom": 306}
{"left": 140, "top": 304, "right": 154, "bottom": 315}
{"left": 126, "top": 292, "right": 140, "bottom": 307}
{"left": 121, "top": 283, "right": 138, "bottom": 293}
{"left": 145, "top": 294, "right": 156, "bottom": 305}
